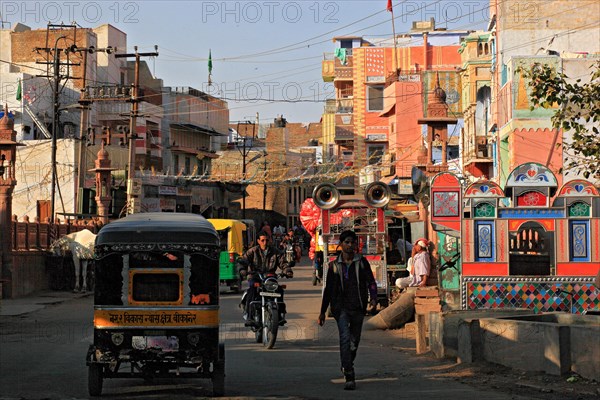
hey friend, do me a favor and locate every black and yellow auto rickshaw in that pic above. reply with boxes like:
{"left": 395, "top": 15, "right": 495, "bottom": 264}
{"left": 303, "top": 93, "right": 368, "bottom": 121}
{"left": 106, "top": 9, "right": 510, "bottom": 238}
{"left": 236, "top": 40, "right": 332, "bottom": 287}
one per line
{"left": 87, "top": 213, "right": 224, "bottom": 396}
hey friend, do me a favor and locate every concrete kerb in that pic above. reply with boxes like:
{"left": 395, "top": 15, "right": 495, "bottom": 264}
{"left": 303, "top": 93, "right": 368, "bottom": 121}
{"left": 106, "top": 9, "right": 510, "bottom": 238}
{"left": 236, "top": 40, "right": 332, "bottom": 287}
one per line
{"left": 455, "top": 312, "right": 600, "bottom": 381}
{"left": 429, "top": 308, "right": 532, "bottom": 360}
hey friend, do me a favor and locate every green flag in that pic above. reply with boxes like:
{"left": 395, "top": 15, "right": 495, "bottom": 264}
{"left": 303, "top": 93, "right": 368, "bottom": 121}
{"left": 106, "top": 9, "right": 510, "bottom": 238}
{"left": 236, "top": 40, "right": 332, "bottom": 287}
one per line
{"left": 16, "top": 79, "right": 22, "bottom": 101}
{"left": 208, "top": 49, "right": 213, "bottom": 75}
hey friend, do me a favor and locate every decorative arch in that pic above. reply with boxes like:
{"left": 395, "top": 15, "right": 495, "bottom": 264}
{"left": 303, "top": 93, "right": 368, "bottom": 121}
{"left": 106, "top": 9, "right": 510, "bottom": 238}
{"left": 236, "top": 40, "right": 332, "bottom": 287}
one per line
{"left": 557, "top": 179, "right": 599, "bottom": 197}
{"left": 552, "top": 178, "right": 599, "bottom": 217}
{"left": 464, "top": 180, "right": 504, "bottom": 198}
{"left": 505, "top": 163, "right": 558, "bottom": 203}
{"left": 505, "top": 162, "right": 558, "bottom": 189}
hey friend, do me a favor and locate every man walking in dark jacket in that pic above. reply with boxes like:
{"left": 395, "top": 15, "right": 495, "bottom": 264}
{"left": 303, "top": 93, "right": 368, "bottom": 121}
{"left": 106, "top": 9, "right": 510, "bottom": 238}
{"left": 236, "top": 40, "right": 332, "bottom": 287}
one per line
{"left": 317, "top": 230, "right": 378, "bottom": 390}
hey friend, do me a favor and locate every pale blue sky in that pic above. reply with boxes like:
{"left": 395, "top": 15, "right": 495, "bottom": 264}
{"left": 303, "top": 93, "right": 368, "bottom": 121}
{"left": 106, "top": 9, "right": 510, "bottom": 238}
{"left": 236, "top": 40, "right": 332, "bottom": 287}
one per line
{"left": 2, "top": 0, "right": 489, "bottom": 123}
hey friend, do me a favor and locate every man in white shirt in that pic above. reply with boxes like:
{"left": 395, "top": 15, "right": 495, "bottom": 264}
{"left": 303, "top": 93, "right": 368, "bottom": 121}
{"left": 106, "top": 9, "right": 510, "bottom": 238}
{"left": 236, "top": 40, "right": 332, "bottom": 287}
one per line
{"left": 395, "top": 239, "right": 430, "bottom": 288}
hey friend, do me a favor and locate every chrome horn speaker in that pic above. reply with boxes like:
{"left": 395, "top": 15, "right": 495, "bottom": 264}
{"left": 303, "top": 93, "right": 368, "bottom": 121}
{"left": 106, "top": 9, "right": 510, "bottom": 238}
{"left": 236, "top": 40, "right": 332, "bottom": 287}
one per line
{"left": 312, "top": 183, "right": 340, "bottom": 210}
{"left": 364, "top": 181, "right": 391, "bottom": 208}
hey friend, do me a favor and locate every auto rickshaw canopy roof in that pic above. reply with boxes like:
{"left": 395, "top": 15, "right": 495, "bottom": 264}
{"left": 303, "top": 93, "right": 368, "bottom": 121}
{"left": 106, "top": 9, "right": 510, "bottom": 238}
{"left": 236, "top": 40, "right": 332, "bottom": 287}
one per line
{"left": 96, "top": 212, "right": 219, "bottom": 247}
{"left": 208, "top": 219, "right": 246, "bottom": 253}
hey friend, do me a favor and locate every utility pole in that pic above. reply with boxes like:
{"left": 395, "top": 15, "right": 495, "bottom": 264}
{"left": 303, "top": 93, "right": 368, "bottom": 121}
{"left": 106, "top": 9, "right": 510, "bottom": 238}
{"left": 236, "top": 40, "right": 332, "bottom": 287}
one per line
{"left": 65, "top": 44, "right": 115, "bottom": 215}
{"left": 256, "top": 112, "right": 259, "bottom": 136}
{"left": 35, "top": 24, "right": 81, "bottom": 222}
{"left": 262, "top": 151, "right": 268, "bottom": 217}
{"left": 76, "top": 48, "right": 90, "bottom": 214}
{"left": 236, "top": 121, "right": 256, "bottom": 220}
{"left": 115, "top": 45, "right": 158, "bottom": 213}
{"left": 241, "top": 138, "right": 249, "bottom": 220}
{"left": 50, "top": 38, "right": 61, "bottom": 222}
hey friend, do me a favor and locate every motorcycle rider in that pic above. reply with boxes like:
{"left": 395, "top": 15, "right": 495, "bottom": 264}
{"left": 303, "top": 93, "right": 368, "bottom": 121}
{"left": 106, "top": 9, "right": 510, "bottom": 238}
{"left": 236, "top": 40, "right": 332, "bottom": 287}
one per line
{"left": 281, "top": 229, "right": 301, "bottom": 262}
{"left": 238, "top": 231, "right": 294, "bottom": 326}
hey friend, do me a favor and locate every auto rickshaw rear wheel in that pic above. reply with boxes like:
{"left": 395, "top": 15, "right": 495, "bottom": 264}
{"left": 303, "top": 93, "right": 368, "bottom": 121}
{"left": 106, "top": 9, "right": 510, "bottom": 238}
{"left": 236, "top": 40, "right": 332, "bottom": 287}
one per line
{"left": 211, "top": 343, "right": 226, "bottom": 397}
{"left": 230, "top": 279, "right": 241, "bottom": 294}
{"left": 88, "top": 364, "right": 104, "bottom": 396}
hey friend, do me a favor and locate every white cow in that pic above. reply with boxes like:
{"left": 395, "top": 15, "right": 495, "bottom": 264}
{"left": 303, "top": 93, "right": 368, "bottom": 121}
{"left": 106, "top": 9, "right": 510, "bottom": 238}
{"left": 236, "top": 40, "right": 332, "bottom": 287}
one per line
{"left": 50, "top": 229, "right": 96, "bottom": 292}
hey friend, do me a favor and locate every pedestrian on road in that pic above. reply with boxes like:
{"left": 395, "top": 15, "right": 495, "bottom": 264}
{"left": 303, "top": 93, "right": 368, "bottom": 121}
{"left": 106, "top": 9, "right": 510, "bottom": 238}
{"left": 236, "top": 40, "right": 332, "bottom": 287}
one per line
{"left": 317, "top": 230, "right": 377, "bottom": 391}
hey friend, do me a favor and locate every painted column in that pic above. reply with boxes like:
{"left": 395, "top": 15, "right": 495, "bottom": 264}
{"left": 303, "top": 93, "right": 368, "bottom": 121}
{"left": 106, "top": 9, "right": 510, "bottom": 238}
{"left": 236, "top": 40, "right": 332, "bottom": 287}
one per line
{"left": 0, "top": 105, "right": 23, "bottom": 298}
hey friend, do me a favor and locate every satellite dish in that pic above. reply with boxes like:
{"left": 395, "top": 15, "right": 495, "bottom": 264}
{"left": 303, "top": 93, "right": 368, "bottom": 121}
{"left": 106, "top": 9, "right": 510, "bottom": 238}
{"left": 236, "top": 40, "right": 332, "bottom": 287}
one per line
{"left": 411, "top": 166, "right": 430, "bottom": 207}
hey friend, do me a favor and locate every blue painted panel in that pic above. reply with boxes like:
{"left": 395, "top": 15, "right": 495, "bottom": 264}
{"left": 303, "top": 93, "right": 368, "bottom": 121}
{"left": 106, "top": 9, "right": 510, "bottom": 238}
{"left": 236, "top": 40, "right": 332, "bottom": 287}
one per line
{"left": 498, "top": 209, "right": 565, "bottom": 219}
{"left": 570, "top": 220, "right": 590, "bottom": 261}
{"left": 475, "top": 221, "right": 495, "bottom": 262}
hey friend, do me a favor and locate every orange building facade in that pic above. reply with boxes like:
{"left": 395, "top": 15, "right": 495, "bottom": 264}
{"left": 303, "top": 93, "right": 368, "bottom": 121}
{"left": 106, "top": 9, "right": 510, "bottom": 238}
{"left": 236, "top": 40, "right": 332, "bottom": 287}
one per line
{"left": 322, "top": 20, "right": 468, "bottom": 188}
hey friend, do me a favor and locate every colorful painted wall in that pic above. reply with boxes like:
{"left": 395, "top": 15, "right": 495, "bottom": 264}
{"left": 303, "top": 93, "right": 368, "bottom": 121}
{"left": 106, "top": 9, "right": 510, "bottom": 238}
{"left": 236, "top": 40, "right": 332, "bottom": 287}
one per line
{"left": 430, "top": 163, "right": 600, "bottom": 314}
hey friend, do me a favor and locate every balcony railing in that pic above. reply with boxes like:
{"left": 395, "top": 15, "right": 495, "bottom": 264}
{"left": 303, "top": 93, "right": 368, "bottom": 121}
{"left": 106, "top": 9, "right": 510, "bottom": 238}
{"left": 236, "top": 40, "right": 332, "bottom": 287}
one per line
{"left": 324, "top": 99, "right": 354, "bottom": 114}
{"left": 324, "top": 99, "right": 336, "bottom": 113}
{"left": 322, "top": 52, "right": 353, "bottom": 80}
{"left": 336, "top": 98, "right": 353, "bottom": 113}
{"left": 335, "top": 126, "right": 354, "bottom": 141}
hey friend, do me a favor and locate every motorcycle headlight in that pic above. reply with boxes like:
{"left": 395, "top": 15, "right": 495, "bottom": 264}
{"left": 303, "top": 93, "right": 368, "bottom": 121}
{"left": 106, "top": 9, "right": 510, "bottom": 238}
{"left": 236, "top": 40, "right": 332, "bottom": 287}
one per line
{"left": 111, "top": 332, "right": 125, "bottom": 346}
{"left": 264, "top": 280, "right": 279, "bottom": 292}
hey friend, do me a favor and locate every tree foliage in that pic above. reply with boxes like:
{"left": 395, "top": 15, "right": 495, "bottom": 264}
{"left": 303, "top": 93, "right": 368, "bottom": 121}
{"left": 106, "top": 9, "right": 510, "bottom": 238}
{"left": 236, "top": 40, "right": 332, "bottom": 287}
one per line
{"left": 519, "top": 61, "right": 600, "bottom": 179}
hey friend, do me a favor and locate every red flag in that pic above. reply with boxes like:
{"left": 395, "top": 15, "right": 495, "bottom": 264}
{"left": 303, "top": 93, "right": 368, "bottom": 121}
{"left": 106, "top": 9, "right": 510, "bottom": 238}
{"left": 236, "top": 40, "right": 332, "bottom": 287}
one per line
{"left": 387, "top": 0, "right": 393, "bottom": 12}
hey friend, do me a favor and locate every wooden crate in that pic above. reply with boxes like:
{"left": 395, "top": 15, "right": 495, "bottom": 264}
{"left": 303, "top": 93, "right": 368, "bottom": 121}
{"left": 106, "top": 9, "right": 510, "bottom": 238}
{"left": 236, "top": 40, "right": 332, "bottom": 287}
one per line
{"left": 414, "top": 287, "right": 441, "bottom": 354}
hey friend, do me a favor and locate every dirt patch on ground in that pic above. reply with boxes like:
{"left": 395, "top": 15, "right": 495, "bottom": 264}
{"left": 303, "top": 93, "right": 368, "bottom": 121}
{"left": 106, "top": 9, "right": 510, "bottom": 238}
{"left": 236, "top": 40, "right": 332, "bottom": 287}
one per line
{"left": 387, "top": 326, "right": 599, "bottom": 400}
{"left": 432, "top": 361, "right": 599, "bottom": 400}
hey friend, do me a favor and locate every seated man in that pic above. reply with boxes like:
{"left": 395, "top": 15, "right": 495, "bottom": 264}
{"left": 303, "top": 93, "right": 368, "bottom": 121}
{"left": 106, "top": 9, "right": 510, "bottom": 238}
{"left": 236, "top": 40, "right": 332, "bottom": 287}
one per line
{"left": 395, "top": 239, "right": 430, "bottom": 289}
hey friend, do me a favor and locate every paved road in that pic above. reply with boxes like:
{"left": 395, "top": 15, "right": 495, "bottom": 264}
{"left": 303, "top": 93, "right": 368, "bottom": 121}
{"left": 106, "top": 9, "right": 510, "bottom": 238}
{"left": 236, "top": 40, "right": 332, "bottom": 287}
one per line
{"left": 1, "top": 260, "right": 529, "bottom": 399}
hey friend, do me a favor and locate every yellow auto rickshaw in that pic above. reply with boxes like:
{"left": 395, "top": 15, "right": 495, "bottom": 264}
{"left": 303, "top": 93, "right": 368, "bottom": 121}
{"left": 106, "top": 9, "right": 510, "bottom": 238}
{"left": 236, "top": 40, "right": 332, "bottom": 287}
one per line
{"left": 208, "top": 219, "right": 248, "bottom": 293}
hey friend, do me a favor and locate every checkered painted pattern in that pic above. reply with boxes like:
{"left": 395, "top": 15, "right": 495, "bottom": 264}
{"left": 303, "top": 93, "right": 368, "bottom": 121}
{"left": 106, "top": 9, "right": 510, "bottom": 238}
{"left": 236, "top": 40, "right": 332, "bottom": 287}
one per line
{"left": 462, "top": 277, "right": 598, "bottom": 314}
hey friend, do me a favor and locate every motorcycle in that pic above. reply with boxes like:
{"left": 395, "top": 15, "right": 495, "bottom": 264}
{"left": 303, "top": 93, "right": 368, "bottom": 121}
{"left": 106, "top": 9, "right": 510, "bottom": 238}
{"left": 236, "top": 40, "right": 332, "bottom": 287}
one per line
{"left": 285, "top": 243, "right": 295, "bottom": 264}
{"left": 241, "top": 272, "right": 289, "bottom": 349}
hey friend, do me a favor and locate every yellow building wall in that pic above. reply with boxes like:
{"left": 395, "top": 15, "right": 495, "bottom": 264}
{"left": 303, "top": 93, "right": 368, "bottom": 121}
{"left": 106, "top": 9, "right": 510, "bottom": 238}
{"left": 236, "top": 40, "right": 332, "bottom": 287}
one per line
{"left": 322, "top": 112, "right": 335, "bottom": 155}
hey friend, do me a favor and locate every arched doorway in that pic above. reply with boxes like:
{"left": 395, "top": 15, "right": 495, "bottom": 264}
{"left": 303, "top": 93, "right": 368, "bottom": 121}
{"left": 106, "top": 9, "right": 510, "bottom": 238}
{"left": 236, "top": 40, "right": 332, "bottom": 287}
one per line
{"left": 509, "top": 221, "right": 554, "bottom": 275}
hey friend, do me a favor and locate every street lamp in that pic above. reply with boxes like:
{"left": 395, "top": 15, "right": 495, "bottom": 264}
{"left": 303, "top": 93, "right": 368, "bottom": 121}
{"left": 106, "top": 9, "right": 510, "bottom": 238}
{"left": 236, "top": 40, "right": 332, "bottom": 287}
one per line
{"left": 236, "top": 121, "right": 256, "bottom": 219}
